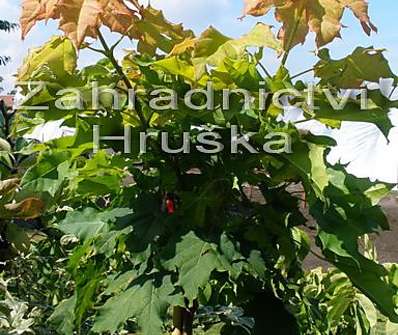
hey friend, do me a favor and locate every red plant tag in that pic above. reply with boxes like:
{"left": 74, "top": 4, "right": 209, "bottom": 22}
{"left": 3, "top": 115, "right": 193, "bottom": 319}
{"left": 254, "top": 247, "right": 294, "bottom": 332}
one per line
{"left": 166, "top": 198, "right": 175, "bottom": 214}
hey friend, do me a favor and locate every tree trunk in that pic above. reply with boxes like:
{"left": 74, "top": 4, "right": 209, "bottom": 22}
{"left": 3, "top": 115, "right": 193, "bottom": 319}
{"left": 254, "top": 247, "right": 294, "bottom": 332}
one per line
{"left": 172, "top": 302, "right": 196, "bottom": 335}
{"left": 182, "top": 307, "right": 194, "bottom": 335}
{"left": 172, "top": 306, "right": 184, "bottom": 335}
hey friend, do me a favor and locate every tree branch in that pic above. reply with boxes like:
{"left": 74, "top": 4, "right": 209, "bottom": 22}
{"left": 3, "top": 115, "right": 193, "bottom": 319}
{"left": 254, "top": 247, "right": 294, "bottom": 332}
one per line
{"left": 291, "top": 68, "right": 314, "bottom": 80}
{"left": 258, "top": 61, "right": 272, "bottom": 78}
{"left": 96, "top": 29, "right": 147, "bottom": 128}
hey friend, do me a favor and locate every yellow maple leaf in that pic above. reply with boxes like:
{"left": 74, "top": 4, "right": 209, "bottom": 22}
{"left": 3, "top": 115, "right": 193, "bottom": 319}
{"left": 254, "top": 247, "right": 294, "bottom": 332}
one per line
{"left": 3, "top": 198, "right": 45, "bottom": 220}
{"left": 341, "top": 0, "right": 377, "bottom": 35}
{"left": 242, "top": 0, "right": 376, "bottom": 50}
{"left": 58, "top": 0, "right": 105, "bottom": 47}
{"left": 20, "top": 0, "right": 140, "bottom": 48}
{"left": 20, "top": 0, "right": 60, "bottom": 39}
{"left": 102, "top": 0, "right": 141, "bottom": 39}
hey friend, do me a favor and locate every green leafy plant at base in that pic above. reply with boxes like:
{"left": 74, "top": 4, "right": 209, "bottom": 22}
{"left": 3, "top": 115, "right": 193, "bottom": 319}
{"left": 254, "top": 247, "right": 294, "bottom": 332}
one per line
{"left": 286, "top": 264, "right": 398, "bottom": 335}
{"left": 0, "top": 238, "right": 74, "bottom": 335}
{"left": 284, "top": 236, "right": 398, "bottom": 334}
{"left": 1, "top": 0, "right": 398, "bottom": 334}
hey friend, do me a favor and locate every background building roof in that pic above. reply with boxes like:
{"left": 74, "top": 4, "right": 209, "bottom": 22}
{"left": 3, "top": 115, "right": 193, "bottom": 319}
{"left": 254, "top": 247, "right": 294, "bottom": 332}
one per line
{"left": 0, "top": 95, "right": 14, "bottom": 109}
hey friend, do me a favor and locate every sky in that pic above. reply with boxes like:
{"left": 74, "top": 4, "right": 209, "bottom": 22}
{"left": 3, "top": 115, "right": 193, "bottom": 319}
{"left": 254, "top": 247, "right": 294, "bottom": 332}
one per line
{"left": 0, "top": 0, "right": 398, "bottom": 183}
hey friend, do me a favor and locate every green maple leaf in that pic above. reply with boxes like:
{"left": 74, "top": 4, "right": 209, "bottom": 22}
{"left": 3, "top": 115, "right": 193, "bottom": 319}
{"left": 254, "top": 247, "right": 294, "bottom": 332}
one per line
{"left": 205, "top": 23, "right": 282, "bottom": 67}
{"left": 327, "top": 167, "right": 393, "bottom": 206}
{"left": 313, "top": 89, "right": 397, "bottom": 138}
{"left": 103, "top": 270, "right": 137, "bottom": 296}
{"left": 310, "top": 167, "right": 398, "bottom": 322}
{"left": 136, "top": 6, "right": 194, "bottom": 56}
{"left": 169, "top": 23, "right": 281, "bottom": 80}
{"left": 59, "top": 207, "right": 132, "bottom": 241}
{"left": 92, "top": 275, "right": 177, "bottom": 335}
{"left": 48, "top": 295, "right": 77, "bottom": 335}
{"left": 315, "top": 47, "right": 396, "bottom": 88}
{"left": 314, "top": 203, "right": 398, "bottom": 323}
{"left": 284, "top": 142, "right": 329, "bottom": 200}
{"left": 17, "top": 36, "right": 77, "bottom": 85}
{"left": 163, "top": 231, "right": 237, "bottom": 300}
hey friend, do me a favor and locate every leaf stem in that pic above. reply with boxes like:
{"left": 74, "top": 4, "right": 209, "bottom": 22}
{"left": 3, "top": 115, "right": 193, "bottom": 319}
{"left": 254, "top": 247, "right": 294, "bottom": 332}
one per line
{"left": 281, "top": 4, "right": 305, "bottom": 66}
{"left": 291, "top": 68, "right": 314, "bottom": 80}
{"left": 294, "top": 117, "right": 315, "bottom": 125}
{"left": 258, "top": 61, "right": 272, "bottom": 78}
{"left": 388, "top": 86, "right": 397, "bottom": 100}
{"left": 110, "top": 35, "right": 126, "bottom": 53}
{"left": 85, "top": 45, "right": 107, "bottom": 55}
{"left": 281, "top": 52, "right": 289, "bottom": 66}
{"left": 96, "top": 29, "right": 147, "bottom": 128}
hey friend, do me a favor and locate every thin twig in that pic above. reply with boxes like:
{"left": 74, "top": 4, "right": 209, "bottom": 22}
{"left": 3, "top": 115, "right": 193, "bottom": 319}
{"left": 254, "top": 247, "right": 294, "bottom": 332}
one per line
{"left": 281, "top": 52, "right": 289, "bottom": 66}
{"left": 291, "top": 68, "right": 314, "bottom": 80}
{"left": 85, "top": 45, "right": 107, "bottom": 55}
{"left": 388, "top": 86, "right": 397, "bottom": 100}
{"left": 294, "top": 117, "right": 315, "bottom": 125}
{"left": 258, "top": 61, "right": 272, "bottom": 78}
{"left": 110, "top": 35, "right": 126, "bottom": 53}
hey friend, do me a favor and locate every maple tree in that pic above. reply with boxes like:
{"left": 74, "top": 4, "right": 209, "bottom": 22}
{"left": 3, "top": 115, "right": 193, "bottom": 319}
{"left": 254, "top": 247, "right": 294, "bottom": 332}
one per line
{"left": 0, "top": 0, "right": 398, "bottom": 334}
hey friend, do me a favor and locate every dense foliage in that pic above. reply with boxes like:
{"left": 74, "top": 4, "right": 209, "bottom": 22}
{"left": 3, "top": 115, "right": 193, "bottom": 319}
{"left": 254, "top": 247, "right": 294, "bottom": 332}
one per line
{"left": 1, "top": 0, "right": 398, "bottom": 334}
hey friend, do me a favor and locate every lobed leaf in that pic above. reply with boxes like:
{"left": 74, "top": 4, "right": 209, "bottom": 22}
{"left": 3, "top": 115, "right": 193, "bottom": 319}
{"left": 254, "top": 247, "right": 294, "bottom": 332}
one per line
{"left": 163, "top": 231, "right": 238, "bottom": 300}
{"left": 315, "top": 47, "right": 396, "bottom": 88}
{"left": 58, "top": 207, "right": 133, "bottom": 241}
{"left": 93, "top": 275, "right": 176, "bottom": 335}
{"left": 17, "top": 36, "right": 77, "bottom": 84}
{"left": 21, "top": 0, "right": 141, "bottom": 48}
{"left": 242, "top": 0, "right": 376, "bottom": 50}
{"left": 2, "top": 197, "right": 44, "bottom": 219}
